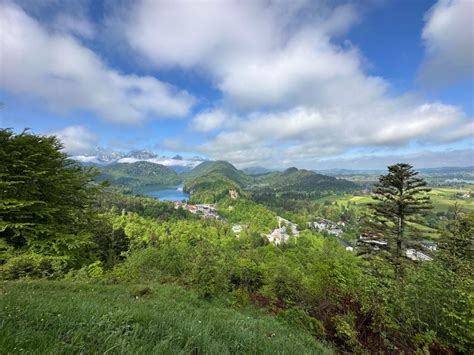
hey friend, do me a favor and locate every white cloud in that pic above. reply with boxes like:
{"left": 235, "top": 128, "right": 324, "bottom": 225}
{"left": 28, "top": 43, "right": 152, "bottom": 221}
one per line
{"left": 0, "top": 2, "right": 195, "bottom": 124}
{"left": 420, "top": 0, "right": 474, "bottom": 86}
{"left": 52, "top": 125, "right": 96, "bottom": 155}
{"left": 123, "top": 0, "right": 368, "bottom": 110}
{"left": 190, "top": 109, "right": 234, "bottom": 132}
{"left": 53, "top": 14, "right": 95, "bottom": 38}
{"left": 114, "top": 0, "right": 470, "bottom": 167}
{"left": 315, "top": 149, "right": 474, "bottom": 170}
{"left": 198, "top": 102, "right": 472, "bottom": 167}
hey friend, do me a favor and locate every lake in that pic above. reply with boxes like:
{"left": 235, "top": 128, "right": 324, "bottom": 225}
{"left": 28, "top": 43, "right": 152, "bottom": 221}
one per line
{"left": 136, "top": 184, "right": 189, "bottom": 202}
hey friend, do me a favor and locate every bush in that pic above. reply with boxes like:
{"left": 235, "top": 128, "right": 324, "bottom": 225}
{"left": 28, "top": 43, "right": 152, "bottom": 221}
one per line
{"left": 229, "top": 258, "right": 263, "bottom": 292}
{"left": 108, "top": 248, "right": 163, "bottom": 282}
{"left": 278, "top": 308, "right": 326, "bottom": 339}
{"left": 66, "top": 261, "right": 104, "bottom": 281}
{"left": 0, "top": 253, "right": 67, "bottom": 280}
{"left": 333, "top": 313, "right": 360, "bottom": 350}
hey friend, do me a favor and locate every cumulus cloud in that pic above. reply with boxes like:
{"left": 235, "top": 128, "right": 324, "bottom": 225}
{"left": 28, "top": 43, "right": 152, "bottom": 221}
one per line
{"left": 190, "top": 109, "right": 237, "bottom": 132}
{"left": 53, "top": 14, "right": 95, "bottom": 38}
{"left": 0, "top": 1, "right": 195, "bottom": 124}
{"left": 420, "top": 0, "right": 474, "bottom": 86}
{"left": 52, "top": 125, "right": 96, "bottom": 155}
{"left": 197, "top": 102, "right": 472, "bottom": 167}
{"left": 123, "top": 0, "right": 369, "bottom": 110}
{"left": 315, "top": 149, "right": 474, "bottom": 170}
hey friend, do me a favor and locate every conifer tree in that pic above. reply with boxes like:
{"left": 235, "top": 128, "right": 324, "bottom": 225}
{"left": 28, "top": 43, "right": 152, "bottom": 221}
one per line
{"left": 0, "top": 128, "right": 99, "bottom": 265}
{"left": 366, "top": 163, "right": 432, "bottom": 278}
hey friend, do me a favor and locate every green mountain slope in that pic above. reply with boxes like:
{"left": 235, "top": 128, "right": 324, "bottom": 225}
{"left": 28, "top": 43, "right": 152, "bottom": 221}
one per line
{"left": 183, "top": 161, "right": 356, "bottom": 203}
{"left": 255, "top": 167, "right": 357, "bottom": 192}
{"left": 98, "top": 161, "right": 181, "bottom": 187}
{"left": 0, "top": 281, "right": 332, "bottom": 355}
{"left": 183, "top": 161, "right": 251, "bottom": 202}
{"left": 184, "top": 160, "right": 251, "bottom": 186}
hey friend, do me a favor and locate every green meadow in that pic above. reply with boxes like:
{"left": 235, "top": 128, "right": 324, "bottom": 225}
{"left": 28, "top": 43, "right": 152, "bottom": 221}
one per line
{"left": 316, "top": 186, "right": 474, "bottom": 213}
{"left": 0, "top": 281, "right": 332, "bottom": 355}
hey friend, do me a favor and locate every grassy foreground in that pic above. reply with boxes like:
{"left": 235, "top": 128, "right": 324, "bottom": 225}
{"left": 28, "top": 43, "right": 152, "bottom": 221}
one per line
{"left": 0, "top": 281, "right": 332, "bottom": 355}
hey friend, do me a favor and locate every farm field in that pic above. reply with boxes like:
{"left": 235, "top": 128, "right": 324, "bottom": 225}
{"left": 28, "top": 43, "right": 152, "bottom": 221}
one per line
{"left": 0, "top": 281, "right": 331, "bottom": 355}
{"left": 315, "top": 186, "right": 474, "bottom": 213}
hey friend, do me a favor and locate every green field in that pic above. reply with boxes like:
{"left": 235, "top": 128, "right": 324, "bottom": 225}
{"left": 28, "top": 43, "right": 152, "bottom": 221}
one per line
{"left": 427, "top": 186, "right": 474, "bottom": 212}
{"left": 316, "top": 186, "right": 474, "bottom": 213}
{"left": 0, "top": 281, "right": 332, "bottom": 355}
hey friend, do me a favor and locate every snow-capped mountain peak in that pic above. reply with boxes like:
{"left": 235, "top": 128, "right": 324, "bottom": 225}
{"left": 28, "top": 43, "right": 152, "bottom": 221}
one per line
{"left": 71, "top": 148, "right": 204, "bottom": 171}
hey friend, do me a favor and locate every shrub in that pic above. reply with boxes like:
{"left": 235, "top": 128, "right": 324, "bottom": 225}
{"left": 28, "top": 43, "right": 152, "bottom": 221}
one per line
{"left": 67, "top": 261, "right": 104, "bottom": 281}
{"left": 0, "top": 253, "right": 67, "bottom": 280}
{"left": 333, "top": 313, "right": 360, "bottom": 350}
{"left": 108, "top": 248, "right": 163, "bottom": 282}
{"left": 278, "top": 308, "right": 326, "bottom": 339}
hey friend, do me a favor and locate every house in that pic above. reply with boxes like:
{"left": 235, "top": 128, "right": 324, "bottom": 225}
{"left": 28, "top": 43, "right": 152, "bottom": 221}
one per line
{"left": 232, "top": 224, "right": 243, "bottom": 234}
{"left": 229, "top": 190, "right": 239, "bottom": 200}
{"left": 309, "top": 218, "right": 337, "bottom": 231}
{"left": 265, "top": 227, "right": 290, "bottom": 245}
{"left": 175, "top": 202, "right": 220, "bottom": 219}
{"left": 358, "top": 232, "right": 388, "bottom": 250}
{"left": 461, "top": 191, "right": 471, "bottom": 199}
{"left": 421, "top": 241, "right": 437, "bottom": 251}
{"left": 277, "top": 216, "right": 299, "bottom": 236}
{"left": 406, "top": 249, "right": 433, "bottom": 261}
{"left": 335, "top": 236, "right": 353, "bottom": 251}
{"left": 309, "top": 218, "right": 344, "bottom": 237}
{"left": 359, "top": 239, "right": 388, "bottom": 247}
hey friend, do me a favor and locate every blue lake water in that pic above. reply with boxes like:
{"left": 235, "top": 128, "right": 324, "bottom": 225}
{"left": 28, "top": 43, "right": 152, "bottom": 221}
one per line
{"left": 138, "top": 185, "right": 189, "bottom": 202}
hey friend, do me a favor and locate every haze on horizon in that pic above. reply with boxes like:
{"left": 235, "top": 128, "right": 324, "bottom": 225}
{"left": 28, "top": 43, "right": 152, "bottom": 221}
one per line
{"left": 0, "top": 0, "right": 473, "bottom": 170}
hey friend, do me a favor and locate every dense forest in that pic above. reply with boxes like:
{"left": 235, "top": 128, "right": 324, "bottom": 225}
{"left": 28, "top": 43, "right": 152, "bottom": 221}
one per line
{"left": 1, "top": 129, "right": 473, "bottom": 354}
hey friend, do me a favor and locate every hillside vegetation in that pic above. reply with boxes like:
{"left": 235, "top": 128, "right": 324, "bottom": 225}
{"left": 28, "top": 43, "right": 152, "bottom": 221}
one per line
{"left": 98, "top": 161, "right": 181, "bottom": 187}
{"left": 256, "top": 167, "right": 357, "bottom": 192}
{"left": 184, "top": 161, "right": 356, "bottom": 203}
{"left": 2, "top": 129, "right": 473, "bottom": 354}
{"left": 1, "top": 281, "right": 331, "bottom": 354}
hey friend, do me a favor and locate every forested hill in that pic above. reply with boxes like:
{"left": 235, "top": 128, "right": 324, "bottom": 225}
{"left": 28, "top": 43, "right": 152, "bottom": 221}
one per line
{"left": 182, "top": 161, "right": 251, "bottom": 202}
{"left": 97, "top": 161, "right": 181, "bottom": 187}
{"left": 184, "top": 160, "right": 251, "bottom": 186}
{"left": 256, "top": 167, "right": 357, "bottom": 192}
{"left": 182, "top": 161, "right": 357, "bottom": 203}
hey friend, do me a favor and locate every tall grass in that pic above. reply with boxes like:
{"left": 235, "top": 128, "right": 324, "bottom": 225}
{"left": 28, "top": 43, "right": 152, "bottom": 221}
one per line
{"left": 0, "top": 281, "right": 332, "bottom": 354}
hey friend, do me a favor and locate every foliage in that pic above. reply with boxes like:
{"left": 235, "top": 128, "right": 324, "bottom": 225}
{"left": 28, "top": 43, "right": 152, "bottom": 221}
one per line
{"left": 184, "top": 161, "right": 356, "bottom": 204}
{"left": 0, "top": 253, "right": 67, "bottom": 280}
{"left": 255, "top": 167, "right": 357, "bottom": 193}
{"left": 1, "top": 129, "right": 472, "bottom": 353}
{"left": 0, "top": 128, "right": 100, "bottom": 267}
{"left": 365, "top": 163, "right": 432, "bottom": 277}
{"left": 98, "top": 161, "right": 181, "bottom": 187}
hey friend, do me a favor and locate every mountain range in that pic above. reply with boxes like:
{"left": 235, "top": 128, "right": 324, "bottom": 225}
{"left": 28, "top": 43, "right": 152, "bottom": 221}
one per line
{"left": 73, "top": 148, "right": 205, "bottom": 173}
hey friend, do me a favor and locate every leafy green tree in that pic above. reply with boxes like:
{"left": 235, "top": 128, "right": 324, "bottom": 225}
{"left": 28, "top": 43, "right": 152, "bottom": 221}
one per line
{"left": 438, "top": 208, "right": 473, "bottom": 275}
{"left": 366, "top": 163, "right": 432, "bottom": 277}
{"left": 0, "top": 129, "right": 99, "bottom": 266}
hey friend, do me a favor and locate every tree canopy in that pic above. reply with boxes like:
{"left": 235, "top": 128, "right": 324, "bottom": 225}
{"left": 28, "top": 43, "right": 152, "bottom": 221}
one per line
{"left": 0, "top": 128, "right": 98, "bottom": 264}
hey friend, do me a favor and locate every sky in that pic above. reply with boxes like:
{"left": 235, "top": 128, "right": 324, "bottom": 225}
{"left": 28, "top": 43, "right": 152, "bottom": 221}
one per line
{"left": 0, "top": 0, "right": 473, "bottom": 169}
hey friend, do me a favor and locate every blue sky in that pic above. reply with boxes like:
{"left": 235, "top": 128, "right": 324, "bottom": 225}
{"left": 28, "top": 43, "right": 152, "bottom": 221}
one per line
{"left": 0, "top": 0, "right": 472, "bottom": 169}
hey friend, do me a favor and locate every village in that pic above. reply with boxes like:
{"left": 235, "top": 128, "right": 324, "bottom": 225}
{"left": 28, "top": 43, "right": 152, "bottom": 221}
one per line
{"left": 174, "top": 201, "right": 221, "bottom": 219}
{"left": 175, "top": 202, "right": 436, "bottom": 261}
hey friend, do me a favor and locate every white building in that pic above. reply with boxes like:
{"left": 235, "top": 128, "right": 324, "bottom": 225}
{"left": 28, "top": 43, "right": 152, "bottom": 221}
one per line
{"left": 277, "top": 216, "right": 299, "bottom": 236}
{"left": 266, "top": 227, "right": 290, "bottom": 245}
{"left": 406, "top": 249, "right": 433, "bottom": 261}
{"left": 232, "top": 224, "right": 243, "bottom": 234}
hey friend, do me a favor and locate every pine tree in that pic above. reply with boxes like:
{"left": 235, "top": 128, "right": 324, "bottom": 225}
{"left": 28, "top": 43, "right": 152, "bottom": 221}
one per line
{"left": 365, "top": 163, "right": 432, "bottom": 278}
